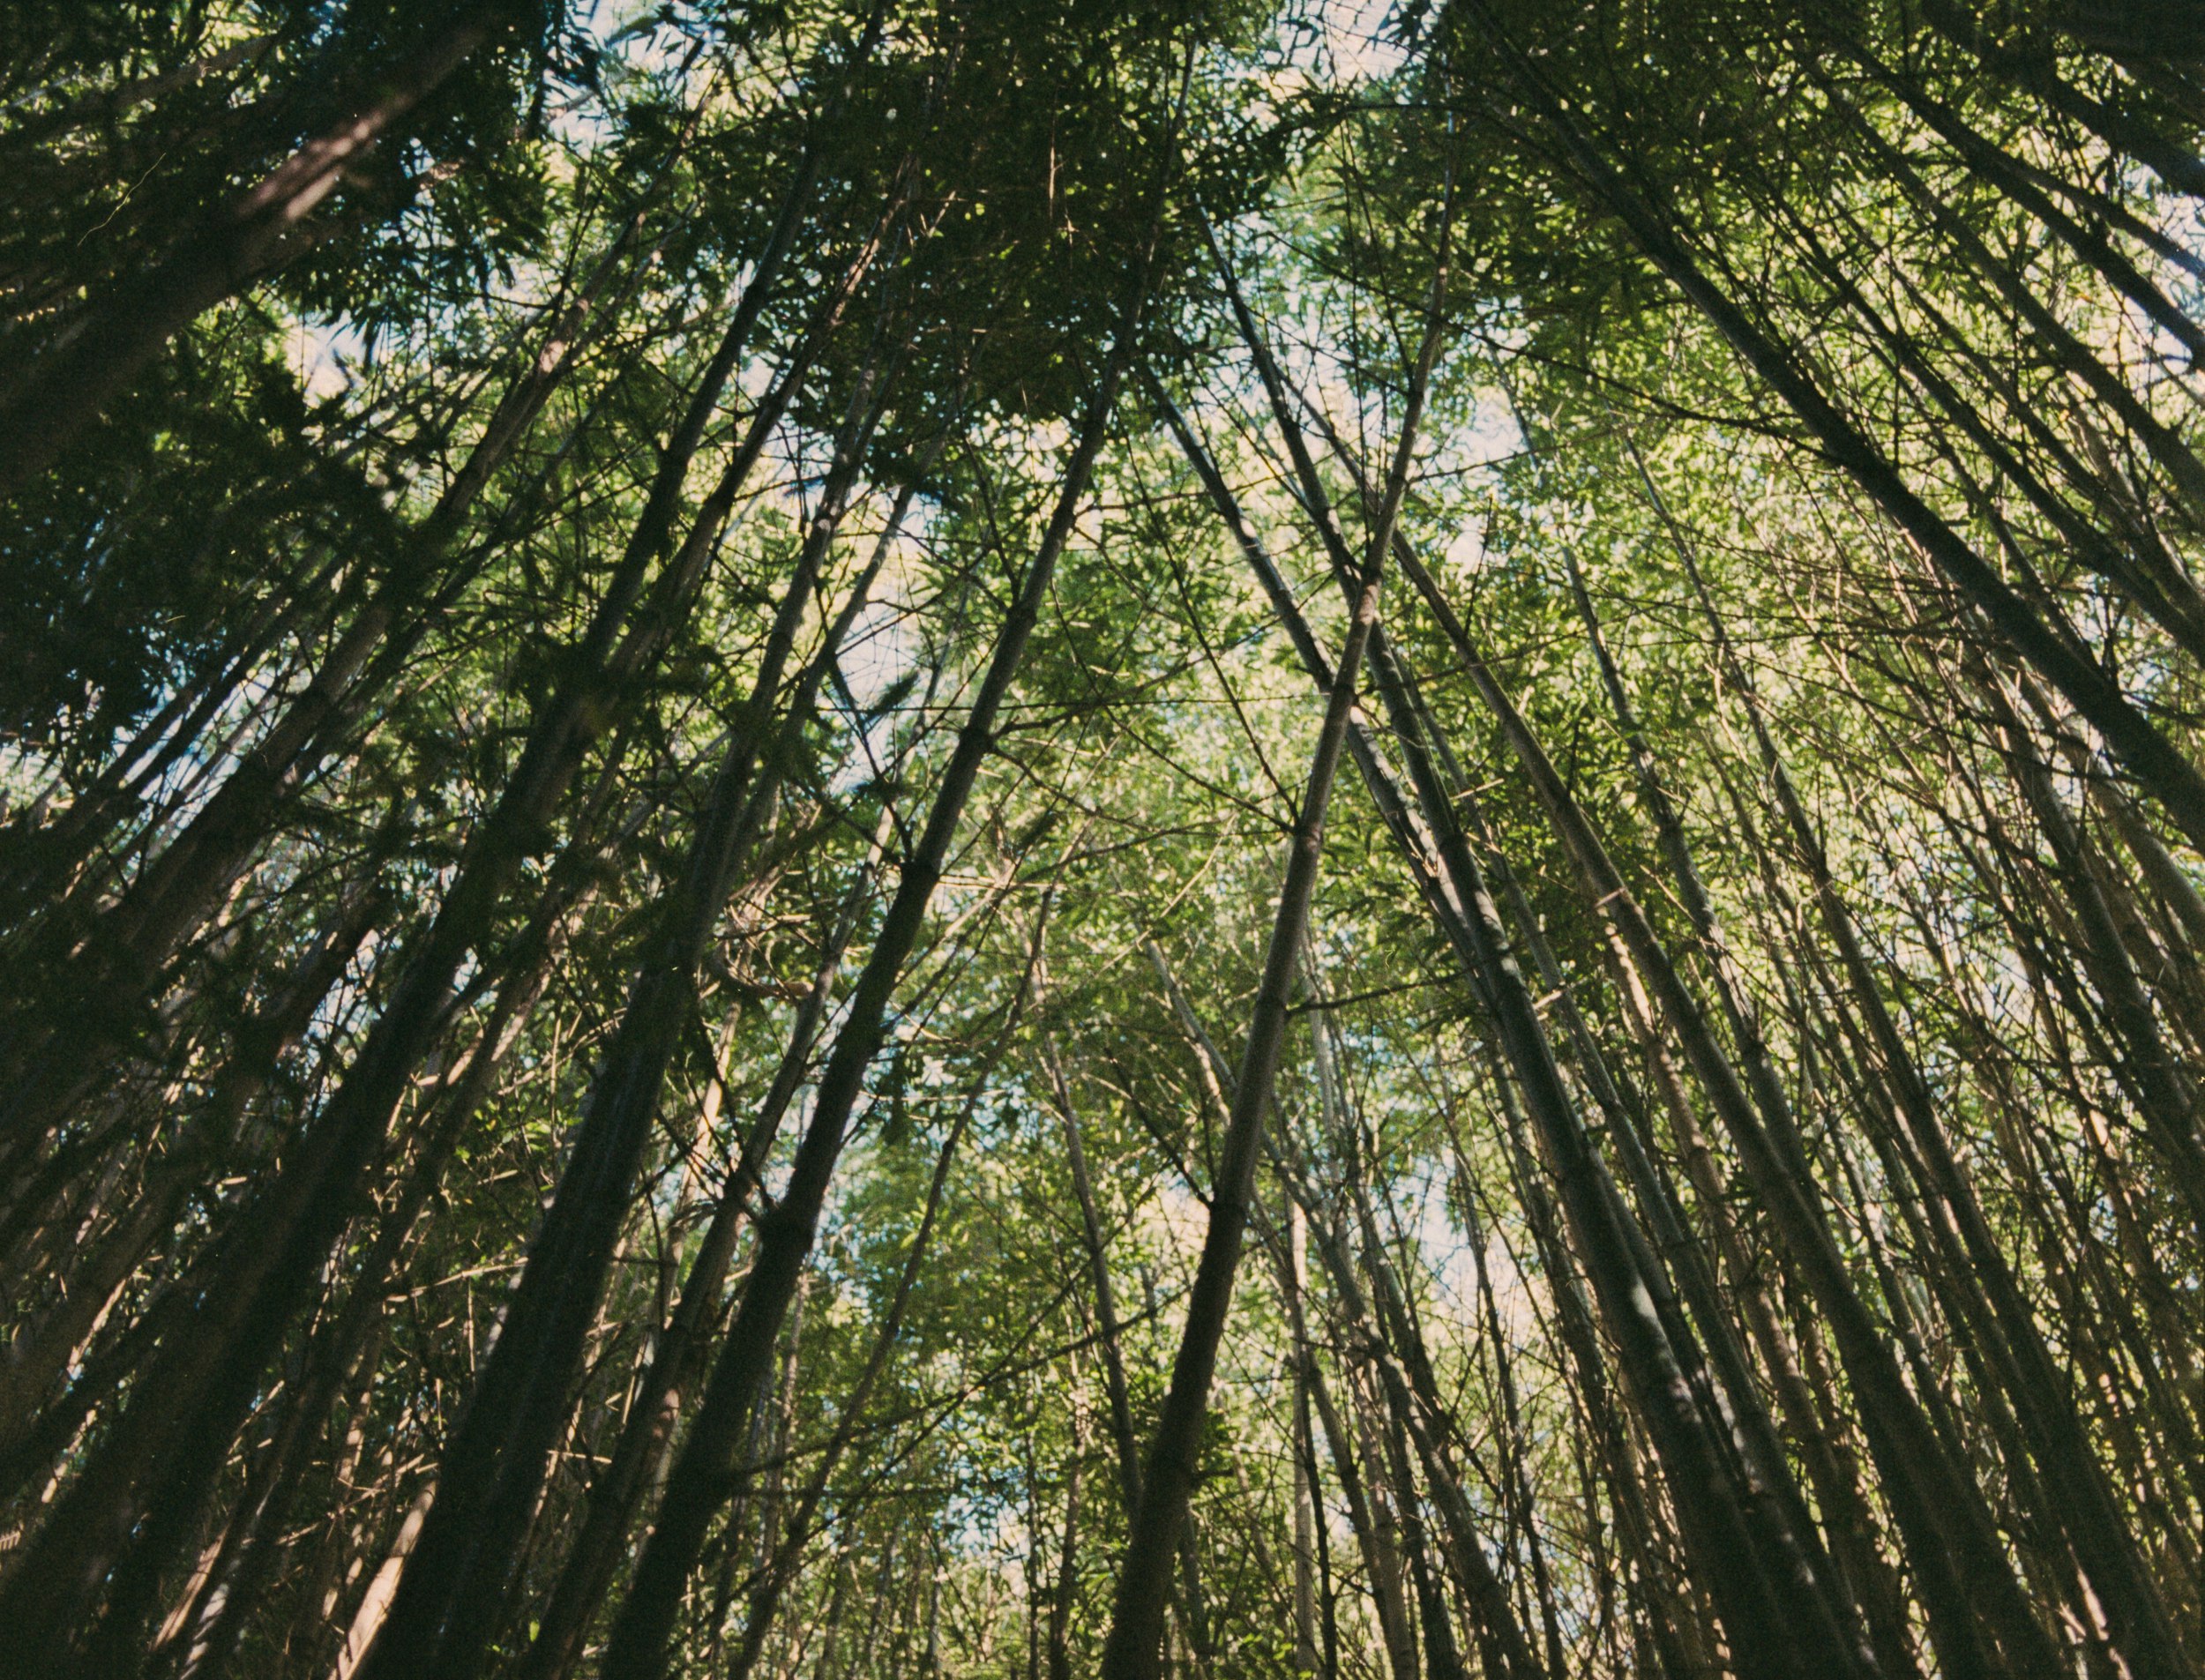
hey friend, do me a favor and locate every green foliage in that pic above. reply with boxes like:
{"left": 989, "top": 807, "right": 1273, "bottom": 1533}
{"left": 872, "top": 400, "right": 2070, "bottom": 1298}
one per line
{"left": 7, "top": 1, "right": 2205, "bottom": 1675}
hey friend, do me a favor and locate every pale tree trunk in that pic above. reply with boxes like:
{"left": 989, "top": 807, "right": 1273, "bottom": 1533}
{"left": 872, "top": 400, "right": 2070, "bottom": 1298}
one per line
{"left": 330, "top": 1486, "right": 436, "bottom": 1680}
{"left": 1287, "top": 1205, "right": 1320, "bottom": 1677}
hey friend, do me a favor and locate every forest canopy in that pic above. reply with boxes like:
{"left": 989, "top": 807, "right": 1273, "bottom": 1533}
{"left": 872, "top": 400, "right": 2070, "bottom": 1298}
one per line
{"left": 4, "top": 2, "right": 2205, "bottom": 1676}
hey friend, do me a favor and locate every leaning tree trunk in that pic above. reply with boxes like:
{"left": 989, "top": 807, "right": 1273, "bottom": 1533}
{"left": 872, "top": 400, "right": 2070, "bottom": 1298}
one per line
{"left": 0, "top": 276, "right": 839, "bottom": 1670}
{"left": 348, "top": 343, "right": 897, "bottom": 1680}
{"left": 0, "top": 5, "right": 514, "bottom": 499}
{"left": 1100, "top": 232, "right": 1438, "bottom": 1670}
{"left": 595, "top": 288, "right": 1147, "bottom": 1680}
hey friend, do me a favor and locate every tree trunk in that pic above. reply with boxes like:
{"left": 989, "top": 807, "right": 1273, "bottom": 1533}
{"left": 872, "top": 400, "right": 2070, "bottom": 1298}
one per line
{"left": 1100, "top": 350, "right": 1399, "bottom": 1676}
{"left": 1461, "top": 0, "right": 2205, "bottom": 857}
{"left": 597, "top": 297, "right": 1144, "bottom": 1680}
{"left": 348, "top": 342, "right": 896, "bottom": 1680}
{"left": 0, "top": 9, "right": 509, "bottom": 499}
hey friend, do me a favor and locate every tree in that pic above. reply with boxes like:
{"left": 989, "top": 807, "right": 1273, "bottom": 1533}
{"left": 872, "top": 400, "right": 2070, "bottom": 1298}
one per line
{"left": 4, "top": 3, "right": 2204, "bottom": 1676}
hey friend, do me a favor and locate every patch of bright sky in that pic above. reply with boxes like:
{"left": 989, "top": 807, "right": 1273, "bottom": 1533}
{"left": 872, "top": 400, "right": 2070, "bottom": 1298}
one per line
{"left": 836, "top": 580, "right": 923, "bottom": 714}
{"left": 286, "top": 319, "right": 353, "bottom": 400}
{"left": 1287, "top": 354, "right": 1523, "bottom": 572}
{"left": 1316, "top": 0, "right": 1411, "bottom": 83}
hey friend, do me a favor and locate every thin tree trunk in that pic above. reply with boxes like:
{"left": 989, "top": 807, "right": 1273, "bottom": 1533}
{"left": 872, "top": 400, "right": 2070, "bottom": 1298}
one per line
{"left": 1048, "top": 1422, "right": 1084, "bottom": 1680}
{"left": 1099, "top": 347, "right": 1401, "bottom": 1676}
{"left": 349, "top": 338, "right": 898, "bottom": 1680}
{"left": 1460, "top": 0, "right": 2205, "bottom": 855}
{"left": 596, "top": 286, "right": 1147, "bottom": 1680}
{"left": 1286, "top": 1204, "right": 1320, "bottom": 1677}
{"left": 1043, "top": 1030, "right": 1144, "bottom": 1512}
